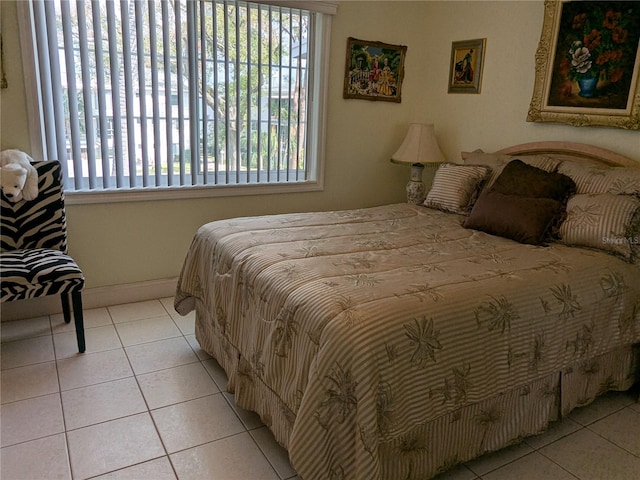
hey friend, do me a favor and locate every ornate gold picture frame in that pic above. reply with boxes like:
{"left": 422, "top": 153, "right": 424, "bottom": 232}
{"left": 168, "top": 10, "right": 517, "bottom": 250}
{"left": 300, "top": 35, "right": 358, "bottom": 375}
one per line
{"left": 527, "top": 0, "right": 640, "bottom": 130}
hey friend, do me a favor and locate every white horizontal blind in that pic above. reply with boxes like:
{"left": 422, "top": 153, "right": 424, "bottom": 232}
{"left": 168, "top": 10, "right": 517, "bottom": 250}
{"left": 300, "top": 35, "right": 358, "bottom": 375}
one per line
{"left": 26, "top": 0, "right": 319, "bottom": 193}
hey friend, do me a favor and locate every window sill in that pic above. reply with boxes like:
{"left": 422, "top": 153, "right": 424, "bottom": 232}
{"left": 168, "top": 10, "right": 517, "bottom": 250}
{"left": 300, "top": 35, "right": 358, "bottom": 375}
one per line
{"left": 64, "top": 180, "right": 324, "bottom": 205}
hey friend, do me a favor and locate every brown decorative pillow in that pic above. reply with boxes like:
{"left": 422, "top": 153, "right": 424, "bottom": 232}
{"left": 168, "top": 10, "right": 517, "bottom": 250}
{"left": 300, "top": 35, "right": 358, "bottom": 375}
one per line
{"left": 423, "top": 163, "right": 490, "bottom": 214}
{"left": 463, "top": 160, "right": 576, "bottom": 245}
{"left": 491, "top": 160, "right": 576, "bottom": 201}
{"left": 464, "top": 190, "right": 564, "bottom": 245}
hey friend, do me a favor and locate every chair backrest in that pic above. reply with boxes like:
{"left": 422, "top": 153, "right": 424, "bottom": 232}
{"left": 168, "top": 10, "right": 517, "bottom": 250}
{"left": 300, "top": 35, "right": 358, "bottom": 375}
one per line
{"left": 1, "top": 161, "right": 68, "bottom": 253}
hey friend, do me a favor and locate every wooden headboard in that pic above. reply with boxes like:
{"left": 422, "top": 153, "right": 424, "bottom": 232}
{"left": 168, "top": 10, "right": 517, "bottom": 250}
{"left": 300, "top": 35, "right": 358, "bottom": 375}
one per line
{"left": 495, "top": 141, "right": 639, "bottom": 168}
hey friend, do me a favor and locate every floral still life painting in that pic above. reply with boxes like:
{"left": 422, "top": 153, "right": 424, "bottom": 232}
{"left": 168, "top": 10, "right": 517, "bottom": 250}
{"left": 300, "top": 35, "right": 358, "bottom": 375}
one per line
{"left": 343, "top": 37, "right": 407, "bottom": 102}
{"left": 549, "top": 1, "right": 640, "bottom": 107}
{"left": 528, "top": 1, "right": 640, "bottom": 129}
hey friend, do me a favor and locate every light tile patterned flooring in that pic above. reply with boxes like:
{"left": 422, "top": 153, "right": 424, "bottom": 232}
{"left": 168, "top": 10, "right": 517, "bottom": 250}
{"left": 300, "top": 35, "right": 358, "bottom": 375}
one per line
{"left": 0, "top": 298, "right": 639, "bottom": 480}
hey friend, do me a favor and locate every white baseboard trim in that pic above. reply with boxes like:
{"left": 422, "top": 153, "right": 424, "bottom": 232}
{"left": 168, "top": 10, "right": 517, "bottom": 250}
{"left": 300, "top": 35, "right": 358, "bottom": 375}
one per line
{"left": 0, "top": 277, "right": 178, "bottom": 322}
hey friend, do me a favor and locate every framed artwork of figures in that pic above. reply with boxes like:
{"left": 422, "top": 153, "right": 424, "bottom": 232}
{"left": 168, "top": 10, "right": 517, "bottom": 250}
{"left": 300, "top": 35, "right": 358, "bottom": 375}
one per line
{"left": 343, "top": 37, "right": 407, "bottom": 103}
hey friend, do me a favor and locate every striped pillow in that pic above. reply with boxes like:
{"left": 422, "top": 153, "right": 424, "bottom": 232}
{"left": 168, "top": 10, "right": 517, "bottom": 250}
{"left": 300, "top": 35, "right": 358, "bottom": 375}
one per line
{"left": 558, "top": 161, "right": 640, "bottom": 195}
{"left": 559, "top": 193, "right": 640, "bottom": 261}
{"left": 460, "top": 151, "right": 561, "bottom": 189}
{"left": 424, "top": 163, "right": 490, "bottom": 214}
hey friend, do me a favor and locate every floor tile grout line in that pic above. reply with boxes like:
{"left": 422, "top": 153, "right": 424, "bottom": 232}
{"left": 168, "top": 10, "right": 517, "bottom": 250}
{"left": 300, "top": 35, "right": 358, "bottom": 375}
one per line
{"left": 57, "top": 405, "right": 154, "bottom": 434}
{"left": 0, "top": 315, "right": 53, "bottom": 344}
{"left": 115, "top": 313, "right": 171, "bottom": 459}
{"left": 246, "top": 427, "right": 293, "bottom": 480}
{"left": 71, "top": 300, "right": 172, "bottom": 479}
{"left": 119, "top": 332, "right": 186, "bottom": 349}
{"left": 529, "top": 439, "right": 583, "bottom": 480}
{"left": 161, "top": 429, "right": 284, "bottom": 480}
{"left": 460, "top": 405, "right": 640, "bottom": 480}
{"left": 0, "top": 430, "right": 65, "bottom": 453}
{"left": 9, "top": 299, "right": 637, "bottom": 480}
{"left": 46, "top": 313, "right": 76, "bottom": 480}
{"left": 531, "top": 412, "right": 640, "bottom": 478}
{"left": 0, "top": 331, "right": 54, "bottom": 346}
{"left": 112, "top": 313, "right": 180, "bottom": 326}
{"left": 583, "top": 407, "right": 640, "bottom": 460}
{"left": 195, "top": 346, "right": 291, "bottom": 479}
{"left": 167, "top": 307, "right": 286, "bottom": 479}
{"left": 62, "top": 305, "right": 120, "bottom": 480}
{"left": 0, "top": 385, "right": 59, "bottom": 407}
{"left": 81, "top": 454, "right": 170, "bottom": 480}
{"left": 0, "top": 355, "right": 57, "bottom": 373}
{"left": 28, "top": 300, "right": 270, "bottom": 480}
{"left": 113, "top": 298, "right": 268, "bottom": 480}
{"left": 474, "top": 449, "right": 582, "bottom": 480}
{"left": 162, "top": 429, "right": 253, "bottom": 456}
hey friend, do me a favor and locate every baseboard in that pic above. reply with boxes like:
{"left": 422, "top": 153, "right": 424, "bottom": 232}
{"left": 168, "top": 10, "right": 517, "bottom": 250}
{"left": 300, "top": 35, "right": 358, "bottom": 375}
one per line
{"left": 0, "top": 277, "right": 178, "bottom": 322}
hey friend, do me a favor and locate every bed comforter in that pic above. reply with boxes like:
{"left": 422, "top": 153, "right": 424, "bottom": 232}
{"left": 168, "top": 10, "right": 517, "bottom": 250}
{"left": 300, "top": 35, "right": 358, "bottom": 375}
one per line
{"left": 175, "top": 203, "right": 640, "bottom": 479}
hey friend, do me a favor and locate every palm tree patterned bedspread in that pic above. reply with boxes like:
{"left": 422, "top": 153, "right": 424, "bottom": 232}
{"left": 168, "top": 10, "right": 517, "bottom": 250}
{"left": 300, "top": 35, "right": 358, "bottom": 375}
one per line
{"left": 175, "top": 203, "right": 640, "bottom": 480}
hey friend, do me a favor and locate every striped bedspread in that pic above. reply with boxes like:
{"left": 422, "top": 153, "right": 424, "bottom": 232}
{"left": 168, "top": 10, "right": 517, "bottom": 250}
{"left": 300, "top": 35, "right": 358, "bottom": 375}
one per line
{"left": 175, "top": 203, "right": 640, "bottom": 479}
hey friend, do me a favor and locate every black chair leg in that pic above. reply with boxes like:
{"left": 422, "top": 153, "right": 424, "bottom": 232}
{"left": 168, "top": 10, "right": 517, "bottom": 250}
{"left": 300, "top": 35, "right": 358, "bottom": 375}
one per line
{"left": 61, "top": 292, "right": 72, "bottom": 324}
{"left": 61, "top": 292, "right": 85, "bottom": 353}
{"left": 72, "top": 291, "right": 86, "bottom": 353}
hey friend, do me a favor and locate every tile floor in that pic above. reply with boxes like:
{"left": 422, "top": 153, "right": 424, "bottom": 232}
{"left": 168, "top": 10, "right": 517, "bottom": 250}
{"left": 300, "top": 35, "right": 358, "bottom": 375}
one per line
{"left": 0, "top": 298, "right": 639, "bottom": 480}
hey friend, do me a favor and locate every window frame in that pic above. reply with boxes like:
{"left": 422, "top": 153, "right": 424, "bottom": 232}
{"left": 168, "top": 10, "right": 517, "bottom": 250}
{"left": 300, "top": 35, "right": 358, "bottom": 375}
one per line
{"left": 17, "top": 0, "right": 334, "bottom": 205}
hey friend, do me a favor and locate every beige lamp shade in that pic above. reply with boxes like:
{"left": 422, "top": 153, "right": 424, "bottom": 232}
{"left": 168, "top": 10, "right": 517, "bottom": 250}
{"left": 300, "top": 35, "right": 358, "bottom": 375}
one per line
{"left": 390, "top": 123, "right": 445, "bottom": 165}
{"left": 391, "top": 123, "right": 445, "bottom": 204}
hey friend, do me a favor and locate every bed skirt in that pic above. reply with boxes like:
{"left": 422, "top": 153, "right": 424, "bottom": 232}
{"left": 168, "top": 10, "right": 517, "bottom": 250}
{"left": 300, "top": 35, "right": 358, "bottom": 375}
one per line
{"left": 194, "top": 298, "right": 639, "bottom": 479}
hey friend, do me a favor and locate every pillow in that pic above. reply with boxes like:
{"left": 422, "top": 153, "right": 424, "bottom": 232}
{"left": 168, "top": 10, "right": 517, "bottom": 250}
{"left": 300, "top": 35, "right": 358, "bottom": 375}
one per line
{"left": 423, "top": 163, "right": 490, "bottom": 214}
{"left": 463, "top": 161, "right": 576, "bottom": 245}
{"left": 460, "top": 150, "right": 562, "bottom": 170}
{"left": 460, "top": 150, "right": 512, "bottom": 169}
{"left": 463, "top": 190, "right": 564, "bottom": 245}
{"left": 460, "top": 151, "right": 562, "bottom": 189}
{"left": 491, "top": 160, "right": 576, "bottom": 201}
{"left": 557, "top": 161, "right": 640, "bottom": 195}
{"left": 558, "top": 193, "right": 640, "bottom": 262}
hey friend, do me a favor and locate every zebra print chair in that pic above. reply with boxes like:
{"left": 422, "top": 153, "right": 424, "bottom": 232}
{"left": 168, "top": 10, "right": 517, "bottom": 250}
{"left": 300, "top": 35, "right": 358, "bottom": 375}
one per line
{"left": 1, "top": 161, "right": 85, "bottom": 353}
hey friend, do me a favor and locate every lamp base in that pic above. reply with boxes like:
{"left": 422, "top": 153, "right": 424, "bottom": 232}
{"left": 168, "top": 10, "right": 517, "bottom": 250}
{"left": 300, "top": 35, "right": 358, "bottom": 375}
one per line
{"left": 406, "top": 163, "right": 426, "bottom": 204}
{"left": 406, "top": 180, "right": 426, "bottom": 204}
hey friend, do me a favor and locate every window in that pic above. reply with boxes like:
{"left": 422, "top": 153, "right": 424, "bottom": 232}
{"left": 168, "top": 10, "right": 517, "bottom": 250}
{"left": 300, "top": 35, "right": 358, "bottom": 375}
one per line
{"left": 19, "top": 0, "right": 335, "bottom": 202}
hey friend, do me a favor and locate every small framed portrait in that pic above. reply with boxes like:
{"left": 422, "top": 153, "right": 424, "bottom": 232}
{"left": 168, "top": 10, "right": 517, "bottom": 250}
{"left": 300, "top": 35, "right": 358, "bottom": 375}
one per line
{"left": 343, "top": 37, "right": 407, "bottom": 103}
{"left": 448, "top": 38, "right": 486, "bottom": 94}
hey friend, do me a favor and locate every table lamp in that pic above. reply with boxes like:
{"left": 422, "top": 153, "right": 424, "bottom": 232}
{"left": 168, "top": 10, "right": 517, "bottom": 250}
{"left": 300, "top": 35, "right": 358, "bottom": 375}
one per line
{"left": 390, "top": 123, "right": 445, "bottom": 204}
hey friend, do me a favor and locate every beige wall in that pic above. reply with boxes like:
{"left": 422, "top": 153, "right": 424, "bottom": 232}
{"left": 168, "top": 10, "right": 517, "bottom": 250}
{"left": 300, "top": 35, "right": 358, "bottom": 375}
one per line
{"left": 1, "top": 1, "right": 638, "bottom": 290}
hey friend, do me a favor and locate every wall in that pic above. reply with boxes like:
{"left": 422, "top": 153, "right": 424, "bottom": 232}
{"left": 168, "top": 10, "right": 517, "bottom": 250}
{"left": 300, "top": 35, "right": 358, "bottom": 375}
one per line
{"left": 1, "top": 1, "right": 638, "bottom": 292}
{"left": 0, "top": 1, "right": 30, "bottom": 150}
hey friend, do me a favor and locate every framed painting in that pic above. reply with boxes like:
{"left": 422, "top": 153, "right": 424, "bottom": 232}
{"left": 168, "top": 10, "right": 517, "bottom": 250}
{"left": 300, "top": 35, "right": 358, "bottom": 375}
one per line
{"left": 343, "top": 37, "right": 407, "bottom": 102}
{"left": 448, "top": 38, "right": 486, "bottom": 94}
{"left": 528, "top": 1, "right": 640, "bottom": 130}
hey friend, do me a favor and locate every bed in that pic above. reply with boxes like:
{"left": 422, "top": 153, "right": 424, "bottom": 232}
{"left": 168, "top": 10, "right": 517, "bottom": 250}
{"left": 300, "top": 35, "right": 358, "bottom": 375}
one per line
{"left": 175, "top": 141, "right": 640, "bottom": 480}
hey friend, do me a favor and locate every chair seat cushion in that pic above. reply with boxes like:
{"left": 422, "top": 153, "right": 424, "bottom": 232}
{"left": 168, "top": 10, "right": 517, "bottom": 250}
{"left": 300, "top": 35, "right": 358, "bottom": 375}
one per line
{"left": 0, "top": 248, "right": 84, "bottom": 302}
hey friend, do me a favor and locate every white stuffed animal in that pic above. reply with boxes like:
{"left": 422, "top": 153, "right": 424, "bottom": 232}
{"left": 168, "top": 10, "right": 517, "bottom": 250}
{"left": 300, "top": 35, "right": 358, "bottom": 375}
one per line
{"left": 0, "top": 149, "right": 39, "bottom": 202}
